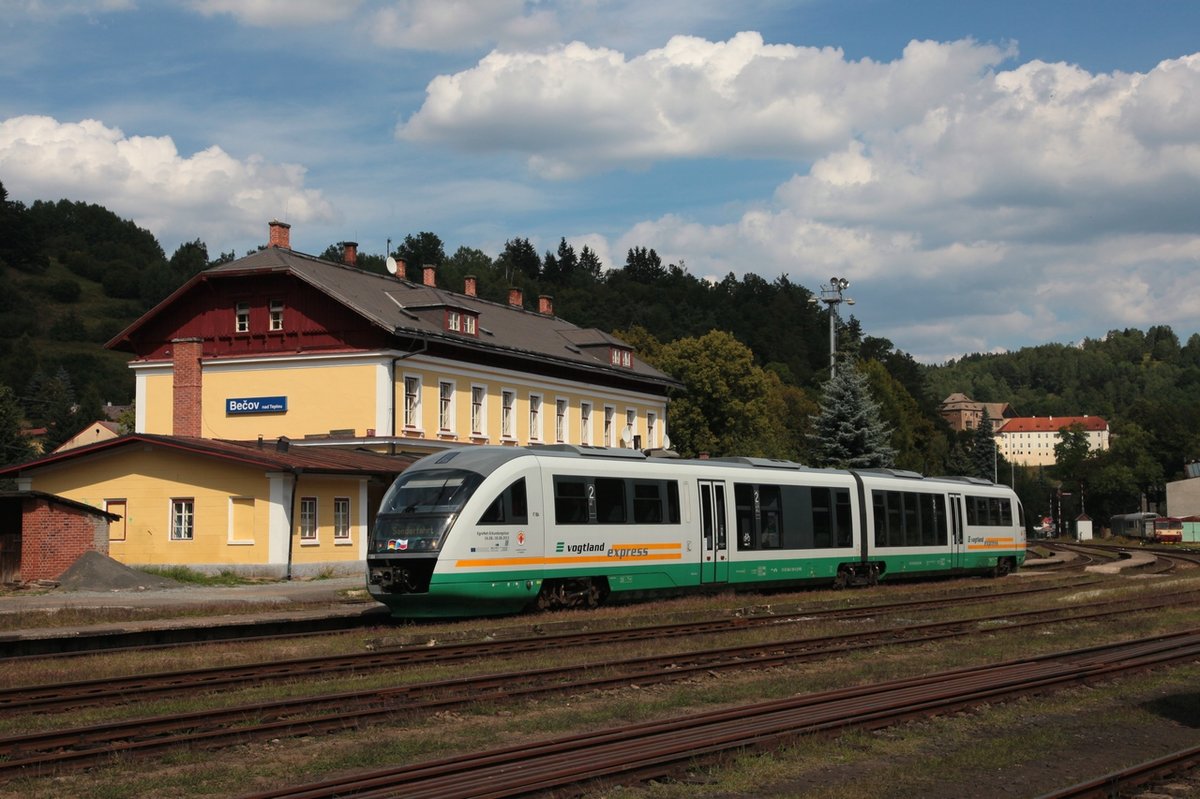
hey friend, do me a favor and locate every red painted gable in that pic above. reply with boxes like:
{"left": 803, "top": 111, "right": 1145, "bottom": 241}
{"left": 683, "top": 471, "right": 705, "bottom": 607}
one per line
{"left": 117, "top": 272, "right": 391, "bottom": 360}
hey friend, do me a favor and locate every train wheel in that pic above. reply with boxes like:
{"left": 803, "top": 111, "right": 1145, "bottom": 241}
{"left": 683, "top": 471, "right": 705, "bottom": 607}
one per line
{"left": 991, "top": 557, "right": 1012, "bottom": 578}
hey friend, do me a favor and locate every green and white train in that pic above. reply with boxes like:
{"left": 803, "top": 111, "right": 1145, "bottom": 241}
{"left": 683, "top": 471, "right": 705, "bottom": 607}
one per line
{"left": 367, "top": 444, "right": 1027, "bottom": 618}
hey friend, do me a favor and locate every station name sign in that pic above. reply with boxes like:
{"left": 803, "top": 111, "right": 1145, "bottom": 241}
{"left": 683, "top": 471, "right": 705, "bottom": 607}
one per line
{"left": 226, "top": 396, "right": 288, "bottom": 415}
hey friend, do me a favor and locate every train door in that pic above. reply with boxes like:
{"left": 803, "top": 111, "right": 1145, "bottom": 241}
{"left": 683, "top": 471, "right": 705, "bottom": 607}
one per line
{"left": 949, "top": 494, "right": 964, "bottom": 569}
{"left": 698, "top": 480, "right": 729, "bottom": 583}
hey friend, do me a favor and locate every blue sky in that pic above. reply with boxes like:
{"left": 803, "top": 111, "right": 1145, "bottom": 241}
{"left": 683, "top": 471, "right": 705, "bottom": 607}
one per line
{"left": 2, "top": 0, "right": 1199, "bottom": 363}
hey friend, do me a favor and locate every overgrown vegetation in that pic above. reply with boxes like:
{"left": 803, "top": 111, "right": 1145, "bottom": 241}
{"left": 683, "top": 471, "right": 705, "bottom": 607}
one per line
{"left": 134, "top": 565, "right": 249, "bottom": 586}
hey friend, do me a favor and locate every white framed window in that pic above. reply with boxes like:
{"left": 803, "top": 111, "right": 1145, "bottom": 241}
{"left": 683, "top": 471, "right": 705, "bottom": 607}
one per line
{"left": 647, "top": 411, "right": 657, "bottom": 449}
{"left": 439, "top": 380, "right": 455, "bottom": 432}
{"left": 555, "top": 398, "right": 568, "bottom": 443}
{"left": 625, "top": 409, "right": 636, "bottom": 448}
{"left": 471, "top": 385, "right": 486, "bottom": 436}
{"left": 604, "top": 405, "right": 615, "bottom": 447}
{"left": 171, "top": 498, "right": 194, "bottom": 541}
{"left": 580, "top": 402, "right": 592, "bottom": 445}
{"left": 448, "top": 310, "right": 461, "bottom": 332}
{"left": 300, "top": 497, "right": 317, "bottom": 541}
{"left": 610, "top": 348, "right": 621, "bottom": 365}
{"left": 464, "top": 315, "right": 477, "bottom": 335}
{"left": 269, "top": 299, "right": 284, "bottom": 331}
{"left": 235, "top": 302, "right": 250, "bottom": 333}
{"left": 501, "top": 389, "right": 515, "bottom": 439}
{"left": 529, "top": 393, "right": 542, "bottom": 441}
{"left": 403, "top": 376, "right": 421, "bottom": 429}
{"left": 334, "top": 497, "right": 351, "bottom": 541}
{"left": 622, "top": 350, "right": 632, "bottom": 367}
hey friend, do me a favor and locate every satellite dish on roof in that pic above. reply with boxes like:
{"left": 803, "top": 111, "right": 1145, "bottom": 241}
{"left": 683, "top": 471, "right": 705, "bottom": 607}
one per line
{"left": 385, "top": 256, "right": 398, "bottom": 275}
{"left": 662, "top": 433, "right": 671, "bottom": 450}
{"left": 620, "top": 426, "right": 633, "bottom": 447}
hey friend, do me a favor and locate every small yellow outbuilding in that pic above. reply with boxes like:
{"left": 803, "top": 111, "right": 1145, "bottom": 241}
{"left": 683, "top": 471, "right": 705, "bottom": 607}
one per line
{"left": 0, "top": 434, "right": 412, "bottom": 579}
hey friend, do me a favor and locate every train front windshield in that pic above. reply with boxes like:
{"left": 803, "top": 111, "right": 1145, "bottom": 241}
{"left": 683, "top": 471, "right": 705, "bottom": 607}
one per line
{"left": 370, "top": 468, "right": 484, "bottom": 554}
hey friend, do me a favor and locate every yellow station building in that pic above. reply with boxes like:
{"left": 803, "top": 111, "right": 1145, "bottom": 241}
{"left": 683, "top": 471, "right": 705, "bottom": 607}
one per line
{"left": 1, "top": 222, "right": 679, "bottom": 579}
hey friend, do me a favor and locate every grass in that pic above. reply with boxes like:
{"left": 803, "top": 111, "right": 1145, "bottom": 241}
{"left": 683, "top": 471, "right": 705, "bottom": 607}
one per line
{"left": 134, "top": 565, "right": 252, "bottom": 585}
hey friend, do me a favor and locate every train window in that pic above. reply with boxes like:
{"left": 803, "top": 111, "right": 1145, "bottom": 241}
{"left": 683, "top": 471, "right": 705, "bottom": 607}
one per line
{"left": 922, "top": 493, "right": 947, "bottom": 546}
{"left": 902, "top": 494, "right": 920, "bottom": 546}
{"left": 835, "top": 488, "right": 853, "bottom": 547}
{"left": 665, "top": 481, "right": 680, "bottom": 524}
{"left": 595, "top": 478, "right": 626, "bottom": 523}
{"left": 478, "top": 478, "right": 528, "bottom": 525}
{"left": 810, "top": 487, "right": 833, "bottom": 548}
{"left": 552, "top": 476, "right": 679, "bottom": 526}
{"left": 996, "top": 498, "right": 1012, "bottom": 526}
{"left": 965, "top": 495, "right": 1013, "bottom": 526}
{"left": 380, "top": 469, "right": 483, "bottom": 514}
{"left": 735, "top": 484, "right": 757, "bottom": 548}
{"left": 736, "top": 483, "right": 851, "bottom": 550}
{"left": 554, "top": 478, "right": 590, "bottom": 524}
{"left": 759, "top": 485, "right": 782, "bottom": 548}
{"left": 872, "top": 489, "right": 947, "bottom": 547}
{"left": 633, "top": 482, "right": 663, "bottom": 523}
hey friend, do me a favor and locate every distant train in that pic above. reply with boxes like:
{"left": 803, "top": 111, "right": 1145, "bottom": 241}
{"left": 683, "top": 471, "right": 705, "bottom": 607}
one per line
{"left": 1110, "top": 512, "right": 1183, "bottom": 544}
{"left": 367, "top": 445, "right": 1027, "bottom": 618}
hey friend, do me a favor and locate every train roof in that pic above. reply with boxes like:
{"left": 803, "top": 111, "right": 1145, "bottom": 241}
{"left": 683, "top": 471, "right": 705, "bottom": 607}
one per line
{"left": 407, "top": 445, "right": 1015, "bottom": 491}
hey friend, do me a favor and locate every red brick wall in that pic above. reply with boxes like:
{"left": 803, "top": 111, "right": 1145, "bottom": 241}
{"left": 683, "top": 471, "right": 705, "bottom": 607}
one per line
{"left": 172, "top": 337, "right": 203, "bottom": 437}
{"left": 20, "top": 498, "right": 110, "bottom": 582}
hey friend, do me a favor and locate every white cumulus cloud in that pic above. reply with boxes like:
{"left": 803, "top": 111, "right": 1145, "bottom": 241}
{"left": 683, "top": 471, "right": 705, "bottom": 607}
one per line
{"left": 400, "top": 33, "right": 1011, "bottom": 178}
{"left": 399, "top": 33, "right": 1200, "bottom": 359}
{"left": 0, "top": 115, "right": 337, "bottom": 252}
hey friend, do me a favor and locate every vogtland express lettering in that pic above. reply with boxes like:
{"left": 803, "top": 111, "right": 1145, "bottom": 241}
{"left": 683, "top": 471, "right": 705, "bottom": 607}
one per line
{"left": 557, "top": 542, "right": 650, "bottom": 559}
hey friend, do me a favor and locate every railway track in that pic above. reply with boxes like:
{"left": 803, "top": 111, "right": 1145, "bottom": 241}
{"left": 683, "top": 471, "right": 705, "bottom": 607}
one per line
{"left": 1035, "top": 743, "right": 1200, "bottom": 798}
{"left": 3, "top": 586, "right": 1198, "bottom": 778}
{"left": 227, "top": 629, "right": 1200, "bottom": 799}
{"left": 0, "top": 576, "right": 1103, "bottom": 714}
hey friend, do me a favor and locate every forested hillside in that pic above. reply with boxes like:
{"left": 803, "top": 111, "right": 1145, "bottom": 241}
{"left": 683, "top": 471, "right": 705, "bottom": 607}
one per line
{"left": 2, "top": 180, "right": 1198, "bottom": 523}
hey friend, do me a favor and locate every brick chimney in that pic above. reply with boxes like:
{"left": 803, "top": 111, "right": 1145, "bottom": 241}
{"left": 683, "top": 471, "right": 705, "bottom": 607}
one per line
{"left": 422, "top": 264, "right": 437, "bottom": 287}
{"left": 538, "top": 295, "right": 554, "bottom": 315}
{"left": 464, "top": 275, "right": 477, "bottom": 297}
{"left": 508, "top": 287, "right": 523, "bottom": 308}
{"left": 394, "top": 258, "right": 407, "bottom": 280}
{"left": 171, "top": 337, "right": 203, "bottom": 437}
{"left": 268, "top": 220, "right": 291, "bottom": 249}
{"left": 342, "top": 241, "right": 358, "bottom": 266}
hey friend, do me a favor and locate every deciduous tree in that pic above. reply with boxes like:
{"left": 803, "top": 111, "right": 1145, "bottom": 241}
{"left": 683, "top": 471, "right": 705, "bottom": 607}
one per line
{"left": 652, "top": 330, "right": 789, "bottom": 459}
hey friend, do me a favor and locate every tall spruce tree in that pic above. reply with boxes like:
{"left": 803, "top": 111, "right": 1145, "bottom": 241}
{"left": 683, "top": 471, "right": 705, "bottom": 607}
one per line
{"left": 970, "top": 408, "right": 998, "bottom": 481}
{"left": 807, "top": 360, "right": 896, "bottom": 468}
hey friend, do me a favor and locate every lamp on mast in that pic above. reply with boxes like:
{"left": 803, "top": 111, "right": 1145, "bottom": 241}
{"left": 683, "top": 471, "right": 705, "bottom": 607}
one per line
{"left": 816, "top": 276, "right": 853, "bottom": 378}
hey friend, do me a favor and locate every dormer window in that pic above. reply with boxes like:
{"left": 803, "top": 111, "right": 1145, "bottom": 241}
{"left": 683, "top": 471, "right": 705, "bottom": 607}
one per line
{"left": 235, "top": 302, "right": 250, "bottom": 333}
{"left": 609, "top": 346, "right": 633, "bottom": 368}
{"left": 444, "top": 307, "right": 479, "bottom": 336}
{"left": 269, "top": 300, "right": 284, "bottom": 331}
